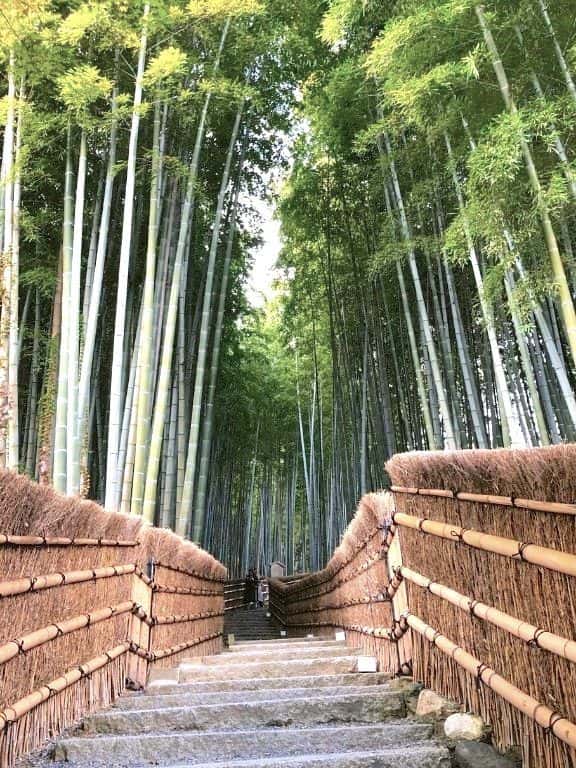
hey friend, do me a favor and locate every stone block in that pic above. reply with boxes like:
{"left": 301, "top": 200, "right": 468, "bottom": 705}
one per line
{"left": 444, "top": 713, "right": 487, "bottom": 741}
{"left": 416, "top": 689, "right": 460, "bottom": 719}
{"left": 454, "top": 741, "right": 520, "bottom": 768}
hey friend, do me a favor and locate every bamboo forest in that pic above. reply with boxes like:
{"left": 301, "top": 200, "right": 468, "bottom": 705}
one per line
{"left": 1, "top": 0, "right": 576, "bottom": 576}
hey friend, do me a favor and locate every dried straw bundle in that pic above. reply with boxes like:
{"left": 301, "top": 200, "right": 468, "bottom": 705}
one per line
{"left": 386, "top": 445, "right": 576, "bottom": 768}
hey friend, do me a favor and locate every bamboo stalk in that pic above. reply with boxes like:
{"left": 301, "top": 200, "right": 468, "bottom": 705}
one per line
{"left": 390, "top": 485, "right": 576, "bottom": 515}
{"left": 393, "top": 512, "right": 576, "bottom": 577}
{"left": 0, "top": 534, "right": 139, "bottom": 546}
{"left": 145, "top": 610, "right": 224, "bottom": 627}
{"left": 133, "top": 631, "right": 223, "bottom": 661}
{"left": 155, "top": 561, "right": 227, "bottom": 582}
{"left": 0, "top": 563, "right": 136, "bottom": 598}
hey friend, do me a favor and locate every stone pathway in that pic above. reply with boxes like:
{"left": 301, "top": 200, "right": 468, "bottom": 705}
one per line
{"left": 45, "top": 637, "right": 451, "bottom": 767}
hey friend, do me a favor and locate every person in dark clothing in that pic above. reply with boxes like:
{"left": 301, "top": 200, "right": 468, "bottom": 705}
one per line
{"left": 244, "top": 568, "right": 257, "bottom": 608}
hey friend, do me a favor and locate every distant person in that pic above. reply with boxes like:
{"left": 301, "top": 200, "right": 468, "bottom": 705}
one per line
{"left": 245, "top": 567, "right": 257, "bottom": 608}
{"left": 257, "top": 578, "right": 265, "bottom": 608}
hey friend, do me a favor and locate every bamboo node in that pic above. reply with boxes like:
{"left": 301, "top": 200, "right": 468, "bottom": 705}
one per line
{"left": 75, "top": 664, "right": 90, "bottom": 679}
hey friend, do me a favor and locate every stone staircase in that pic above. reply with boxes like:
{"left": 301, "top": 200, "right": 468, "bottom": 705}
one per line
{"left": 42, "top": 637, "right": 451, "bottom": 767}
{"left": 224, "top": 606, "right": 282, "bottom": 642}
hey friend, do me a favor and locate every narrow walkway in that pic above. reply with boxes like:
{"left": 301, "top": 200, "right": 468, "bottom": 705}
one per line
{"left": 46, "top": 637, "right": 451, "bottom": 767}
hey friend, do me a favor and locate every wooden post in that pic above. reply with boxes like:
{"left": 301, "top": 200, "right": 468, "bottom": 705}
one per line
{"left": 128, "top": 572, "right": 152, "bottom": 688}
{"left": 379, "top": 493, "right": 412, "bottom": 673}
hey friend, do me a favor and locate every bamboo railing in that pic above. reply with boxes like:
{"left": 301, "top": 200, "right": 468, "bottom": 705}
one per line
{"left": 0, "top": 469, "right": 226, "bottom": 768}
{"left": 269, "top": 445, "right": 576, "bottom": 768}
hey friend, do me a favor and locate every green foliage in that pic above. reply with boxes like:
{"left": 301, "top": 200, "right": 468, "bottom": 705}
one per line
{"left": 144, "top": 45, "right": 187, "bottom": 89}
{"left": 187, "top": 0, "right": 264, "bottom": 19}
{"left": 57, "top": 64, "right": 112, "bottom": 119}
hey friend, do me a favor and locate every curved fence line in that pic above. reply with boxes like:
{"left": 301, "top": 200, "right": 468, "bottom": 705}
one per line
{"left": 270, "top": 446, "right": 576, "bottom": 768}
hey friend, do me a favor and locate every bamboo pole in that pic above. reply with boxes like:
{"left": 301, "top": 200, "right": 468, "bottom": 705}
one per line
{"left": 0, "top": 643, "right": 129, "bottom": 731}
{"left": 390, "top": 484, "right": 576, "bottom": 516}
{"left": 0, "top": 563, "right": 136, "bottom": 598}
{"left": 393, "top": 512, "right": 576, "bottom": 577}
{"left": 155, "top": 561, "right": 227, "bottom": 583}
{"left": 399, "top": 566, "right": 576, "bottom": 664}
{"left": 0, "top": 534, "right": 139, "bottom": 546}
{"left": 0, "top": 602, "right": 133, "bottom": 665}
{"left": 146, "top": 610, "right": 224, "bottom": 627}
{"left": 407, "top": 613, "right": 576, "bottom": 749}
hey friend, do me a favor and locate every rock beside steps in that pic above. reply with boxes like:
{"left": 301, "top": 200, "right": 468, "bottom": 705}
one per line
{"left": 48, "top": 637, "right": 451, "bottom": 768}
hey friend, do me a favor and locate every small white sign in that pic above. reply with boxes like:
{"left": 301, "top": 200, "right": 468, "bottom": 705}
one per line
{"left": 306, "top": 633, "right": 315, "bottom": 639}
{"left": 227, "top": 633, "right": 235, "bottom": 646}
{"left": 357, "top": 656, "right": 378, "bottom": 673}
{"left": 335, "top": 630, "right": 346, "bottom": 641}
{"left": 280, "top": 630, "right": 287, "bottom": 637}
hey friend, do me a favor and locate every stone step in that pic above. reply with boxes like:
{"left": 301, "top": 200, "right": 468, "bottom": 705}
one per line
{"left": 184, "top": 646, "right": 356, "bottom": 665}
{"left": 227, "top": 634, "right": 283, "bottom": 641}
{"left": 145, "top": 671, "right": 391, "bottom": 695}
{"left": 153, "top": 745, "right": 451, "bottom": 768}
{"left": 84, "top": 690, "right": 405, "bottom": 735}
{"left": 55, "top": 722, "right": 436, "bottom": 765}
{"left": 116, "top": 684, "right": 393, "bottom": 710}
{"left": 228, "top": 639, "right": 340, "bottom": 651}
{"left": 179, "top": 655, "right": 366, "bottom": 682}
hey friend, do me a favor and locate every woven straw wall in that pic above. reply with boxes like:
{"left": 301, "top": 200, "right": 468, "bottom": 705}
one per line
{"left": 0, "top": 469, "right": 226, "bottom": 767}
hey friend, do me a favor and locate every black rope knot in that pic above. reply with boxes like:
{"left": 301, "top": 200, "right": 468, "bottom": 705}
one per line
{"left": 28, "top": 576, "right": 38, "bottom": 592}
{"left": 468, "top": 599, "right": 480, "bottom": 618}
{"left": 14, "top": 638, "right": 26, "bottom": 655}
{"left": 528, "top": 628, "right": 547, "bottom": 649}
{"left": 52, "top": 623, "right": 64, "bottom": 638}
{"left": 546, "top": 711, "right": 567, "bottom": 736}
{"left": 516, "top": 542, "right": 532, "bottom": 561}
{"left": 476, "top": 662, "right": 490, "bottom": 689}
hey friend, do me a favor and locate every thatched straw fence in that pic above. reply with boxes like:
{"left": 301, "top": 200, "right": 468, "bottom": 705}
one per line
{"left": 269, "top": 445, "right": 576, "bottom": 768}
{"left": 0, "top": 469, "right": 226, "bottom": 768}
